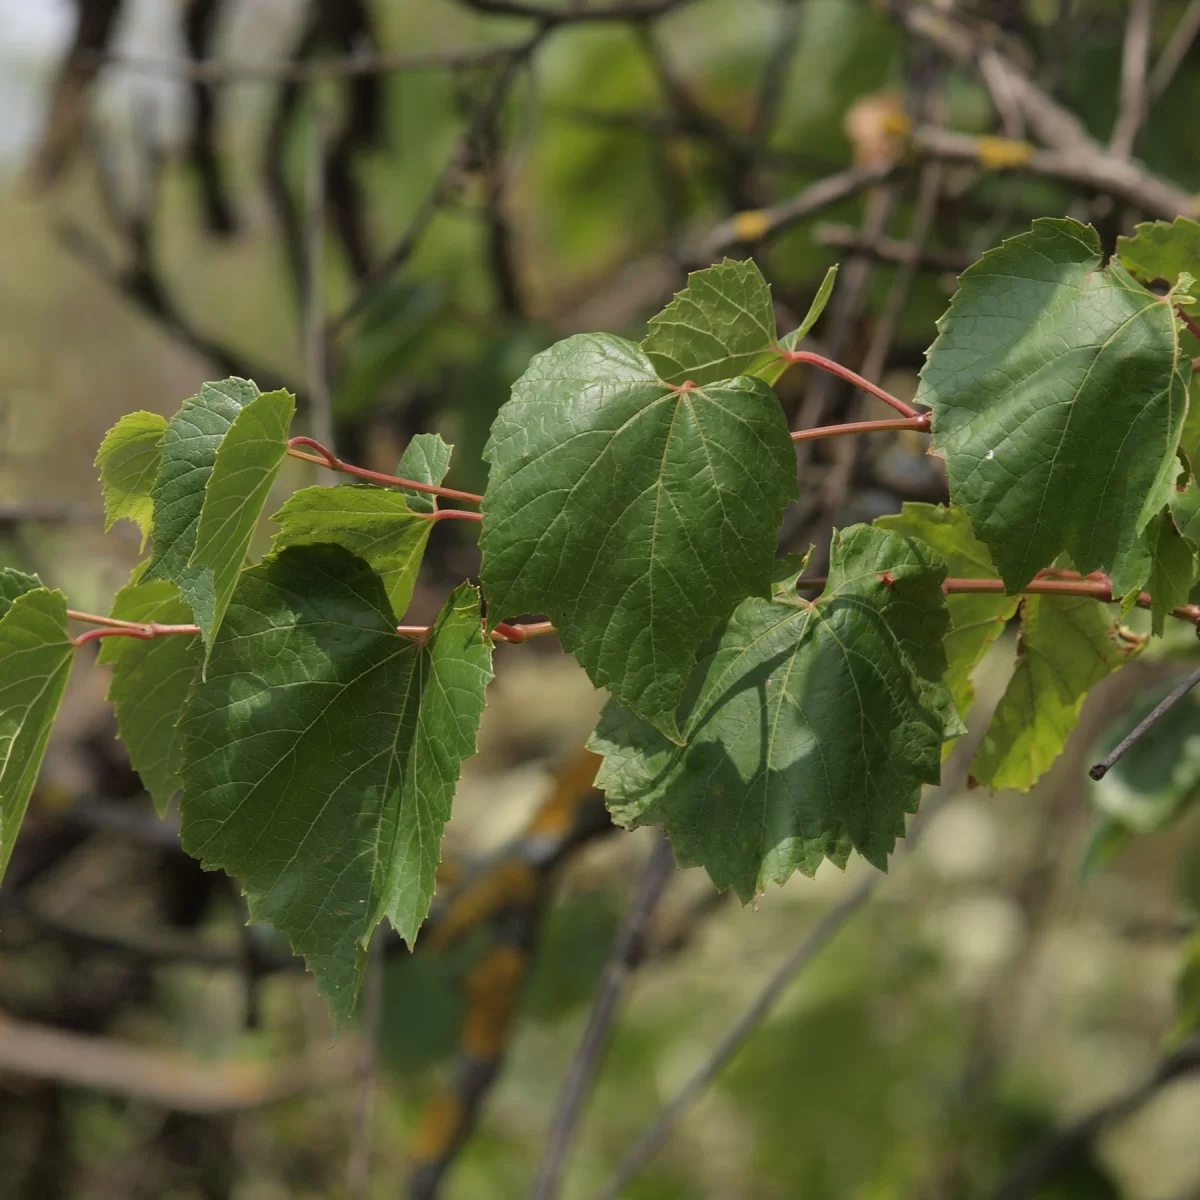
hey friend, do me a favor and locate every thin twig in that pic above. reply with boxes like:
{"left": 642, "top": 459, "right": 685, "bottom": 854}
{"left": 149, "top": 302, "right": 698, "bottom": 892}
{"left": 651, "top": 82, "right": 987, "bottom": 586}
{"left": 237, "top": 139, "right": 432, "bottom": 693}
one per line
{"left": 530, "top": 835, "right": 676, "bottom": 1200}
{"left": 1110, "top": 0, "right": 1155, "bottom": 159}
{"left": 592, "top": 798, "right": 947, "bottom": 1200}
{"left": 782, "top": 350, "right": 920, "bottom": 418}
{"left": 990, "top": 1037, "right": 1200, "bottom": 1200}
{"left": 305, "top": 104, "right": 335, "bottom": 455}
{"left": 1150, "top": 0, "right": 1200, "bottom": 101}
{"left": 286, "top": 437, "right": 484, "bottom": 502}
{"left": 91, "top": 44, "right": 520, "bottom": 83}
{"left": 1089, "top": 665, "right": 1200, "bottom": 781}
{"left": 791, "top": 415, "right": 930, "bottom": 442}
{"left": 347, "top": 929, "right": 386, "bottom": 1199}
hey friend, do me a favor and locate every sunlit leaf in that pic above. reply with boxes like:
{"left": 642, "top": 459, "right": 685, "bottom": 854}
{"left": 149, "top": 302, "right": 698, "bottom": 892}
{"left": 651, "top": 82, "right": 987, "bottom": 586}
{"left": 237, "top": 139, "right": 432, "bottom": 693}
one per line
{"left": 95, "top": 410, "right": 168, "bottom": 547}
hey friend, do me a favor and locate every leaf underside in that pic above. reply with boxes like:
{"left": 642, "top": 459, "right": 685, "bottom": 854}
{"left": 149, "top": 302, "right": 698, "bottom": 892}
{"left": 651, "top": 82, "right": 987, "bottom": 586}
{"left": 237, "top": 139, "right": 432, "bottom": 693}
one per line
{"left": 970, "top": 591, "right": 1138, "bottom": 792}
{"left": 0, "top": 573, "right": 74, "bottom": 883}
{"left": 590, "top": 525, "right": 960, "bottom": 900}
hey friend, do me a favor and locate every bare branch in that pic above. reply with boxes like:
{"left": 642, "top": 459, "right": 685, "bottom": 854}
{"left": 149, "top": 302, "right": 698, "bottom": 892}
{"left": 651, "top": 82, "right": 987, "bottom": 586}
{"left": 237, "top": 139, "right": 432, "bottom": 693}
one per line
{"left": 304, "top": 106, "right": 335, "bottom": 452}
{"left": 453, "top": 0, "right": 696, "bottom": 22}
{"left": 1110, "top": 0, "right": 1155, "bottom": 159}
{"left": 1089, "top": 665, "right": 1200, "bottom": 780}
{"left": 591, "top": 797, "right": 947, "bottom": 1200}
{"left": 95, "top": 44, "right": 517, "bottom": 84}
{"left": 812, "top": 223, "right": 970, "bottom": 272}
{"left": 1150, "top": 0, "right": 1200, "bottom": 101}
{"left": 531, "top": 834, "right": 676, "bottom": 1200}
{"left": 347, "top": 930, "right": 386, "bottom": 1199}
{"left": 990, "top": 1037, "right": 1200, "bottom": 1200}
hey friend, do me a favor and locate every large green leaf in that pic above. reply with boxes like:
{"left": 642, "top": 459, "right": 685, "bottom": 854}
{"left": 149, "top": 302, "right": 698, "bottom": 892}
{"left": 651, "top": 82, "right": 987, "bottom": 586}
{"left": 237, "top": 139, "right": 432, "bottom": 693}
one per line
{"left": 179, "top": 545, "right": 492, "bottom": 1024}
{"left": 270, "top": 486, "right": 431, "bottom": 617}
{"left": 970, "top": 593, "right": 1139, "bottom": 792}
{"left": 589, "top": 525, "right": 960, "bottom": 899}
{"left": 481, "top": 333, "right": 796, "bottom": 741}
{"left": 1118, "top": 216, "right": 1200, "bottom": 315}
{"left": 189, "top": 388, "right": 294, "bottom": 653}
{"left": 395, "top": 432, "right": 453, "bottom": 514}
{"left": 642, "top": 258, "right": 780, "bottom": 387}
{"left": 0, "top": 573, "right": 74, "bottom": 883}
{"left": 919, "top": 218, "right": 1188, "bottom": 596}
{"left": 95, "top": 410, "right": 168, "bottom": 547}
{"left": 145, "top": 377, "right": 259, "bottom": 624}
{"left": 97, "top": 571, "right": 201, "bottom": 815}
{"left": 875, "top": 503, "right": 1019, "bottom": 724}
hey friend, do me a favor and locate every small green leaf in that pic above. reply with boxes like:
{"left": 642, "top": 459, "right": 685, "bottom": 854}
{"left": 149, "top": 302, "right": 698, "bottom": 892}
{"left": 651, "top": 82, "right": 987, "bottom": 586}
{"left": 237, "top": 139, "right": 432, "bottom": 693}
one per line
{"left": 179, "top": 545, "right": 492, "bottom": 1025}
{"left": 1118, "top": 217, "right": 1200, "bottom": 315}
{"left": 481, "top": 333, "right": 797, "bottom": 740}
{"left": 95, "top": 411, "right": 168, "bottom": 547}
{"left": 97, "top": 571, "right": 201, "bottom": 815}
{"left": 919, "top": 218, "right": 1188, "bottom": 596}
{"left": 271, "top": 486, "right": 431, "bottom": 617}
{"left": 0, "top": 574, "right": 74, "bottom": 883}
{"left": 188, "top": 388, "right": 294, "bottom": 653}
{"left": 590, "top": 525, "right": 960, "bottom": 899}
{"left": 971, "top": 593, "right": 1140, "bottom": 792}
{"left": 1148, "top": 512, "right": 1198, "bottom": 635}
{"left": 395, "top": 432, "right": 453, "bottom": 514}
{"left": 145, "top": 377, "right": 260, "bottom": 621}
{"left": 875, "top": 503, "right": 1020, "bottom": 726}
{"left": 777, "top": 264, "right": 838, "bottom": 355}
{"left": 642, "top": 258, "right": 780, "bottom": 386}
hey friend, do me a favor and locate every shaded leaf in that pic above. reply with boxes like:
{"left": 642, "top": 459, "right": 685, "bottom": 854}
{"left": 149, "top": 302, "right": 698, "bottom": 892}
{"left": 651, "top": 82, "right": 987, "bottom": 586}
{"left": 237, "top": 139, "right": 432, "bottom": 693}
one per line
{"left": 0, "top": 573, "right": 74, "bottom": 882}
{"left": 642, "top": 258, "right": 780, "bottom": 387}
{"left": 180, "top": 545, "right": 492, "bottom": 1025}
{"left": 919, "top": 218, "right": 1188, "bottom": 596}
{"left": 95, "top": 410, "right": 167, "bottom": 547}
{"left": 875, "top": 503, "right": 1019, "bottom": 724}
{"left": 190, "top": 388, "right": 295, "bottom": 653}
{"left": 1118, "top": 216, "right": 1200, "bottom": 315}
{"left": 97, "top": 570, "right": 201, "bottom": 814}
{"left": 971, "top": 593, "right": 1140, "bottom": 792}
{"left": 395, "top": 432, "right": 453, "bottom": 514}
{"left": 145, "top": 377, "right": 260, "bottom": 623}
{"left": 1148, "top": 512, "right": 1197, "bottom": 636}
{"left": 270, "top": 486, "right": 431, "bottom": 617}
{"left": 590, "top": 525, "right": 959, "bottom": 899}
{"left": 481, "top": 333, "right": 796, "bottom": 740}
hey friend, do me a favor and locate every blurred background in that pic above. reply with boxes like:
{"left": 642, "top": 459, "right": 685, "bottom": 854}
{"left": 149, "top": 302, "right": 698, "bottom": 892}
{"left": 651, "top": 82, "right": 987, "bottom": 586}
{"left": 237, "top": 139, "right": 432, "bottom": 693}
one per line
{"left": 2, "top": 1, "right": 1200, "bottom": 1197}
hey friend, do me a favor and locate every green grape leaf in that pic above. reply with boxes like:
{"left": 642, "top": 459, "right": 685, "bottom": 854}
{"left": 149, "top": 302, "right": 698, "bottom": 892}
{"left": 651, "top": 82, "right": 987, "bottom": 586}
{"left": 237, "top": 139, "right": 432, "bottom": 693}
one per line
{"left": 189, "top": 388, "right": 294, "bottom": 654}
{"left": 777, "top": 264, "right": 839, "bottom": 356}
{"left": 481, "top": 333, "right": 797, "bottom": 741}
{"left": 97, "top": 571, "right": 201, "bottom": 815}
{"left": 970, "top": 593, "right": 1140, "bottom": 792}
{"left": 95, "top": 410, "right": 168, "bottom": 547}
{"left": 1089, "top": 678, "right": 1200, "bottom": 835}
{"left": 589, "top": 525, "right": 960, "bottom": 899}
{"left": 642, "top": 258, "right": 780, "bottom": 387}
{"left": 919, "top": 218, "right": 1188, "bottom": 596}
{"left": 270, "top": 486, "right": 431, "bottom": 618}
{"left": 1118, "top": 217, "right": 1200, "bottom": 315}
{"left": 145, "top": 377, "right": 260, "bottom": 624}
{"left": 875, "top": 503, "right": 1019, "bottom": 725}
{"left": 1148, "top": 511, "right": 1198, "bottom": 635}
{"left": 179, "top": 545, "right": 492, "bottom": 1025}
{"left": 396, "top": 432, "right": 453, "bottom": 514}
{"left": 0, "top": 575, "right": 74, "bottom": 883}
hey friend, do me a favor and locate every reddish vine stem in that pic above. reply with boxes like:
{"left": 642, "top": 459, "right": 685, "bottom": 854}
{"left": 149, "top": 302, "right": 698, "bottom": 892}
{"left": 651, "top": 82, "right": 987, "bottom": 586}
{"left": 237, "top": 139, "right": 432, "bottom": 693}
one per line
{"left": 791, "top": 414, "right": 930, "bottom": 442}
{"left": 286, "top": 437, "right": 485, "bottom": 504}
{"left": 779, "top": 350, "right": 921, "bottom": 419}
{"left": 1176, "top": 304, "right": 1200, "bottom": 343}
{"left": 69, "top": 611, "right": 555, "bottom": 648}
{"left": 796, "top": 573, "right": 1200, "bottom": 625}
